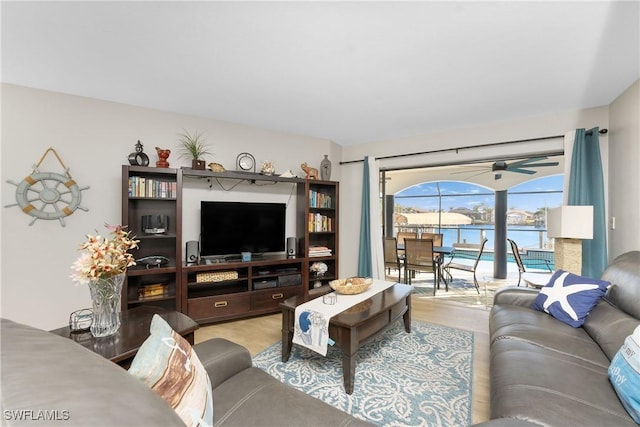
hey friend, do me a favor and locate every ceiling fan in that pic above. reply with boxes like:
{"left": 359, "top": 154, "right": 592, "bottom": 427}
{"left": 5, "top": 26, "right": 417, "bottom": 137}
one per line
{"left": 455, "top": 157, "right": 560, "bottom": 180}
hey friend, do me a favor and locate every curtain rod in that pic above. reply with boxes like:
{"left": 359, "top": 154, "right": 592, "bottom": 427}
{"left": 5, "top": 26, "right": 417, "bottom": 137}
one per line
{"left": 339, "top": 128, "right": 608, "bottom": 165}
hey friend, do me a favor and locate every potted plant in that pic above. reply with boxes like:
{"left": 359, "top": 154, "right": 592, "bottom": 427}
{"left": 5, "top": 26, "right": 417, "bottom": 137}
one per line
{"left": 178, "top": 129, "right": 212, "bottom": 170}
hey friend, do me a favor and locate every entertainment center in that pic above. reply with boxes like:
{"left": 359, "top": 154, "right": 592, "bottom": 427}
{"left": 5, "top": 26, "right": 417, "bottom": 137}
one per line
{"left": 121, "top": 165, "right": 339, "bottom": 324}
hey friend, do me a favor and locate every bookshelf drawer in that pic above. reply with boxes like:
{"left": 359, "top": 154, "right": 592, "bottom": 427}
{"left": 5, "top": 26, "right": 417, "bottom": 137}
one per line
{"left": 188, "top": 293, "right": 251, "bottom": 321}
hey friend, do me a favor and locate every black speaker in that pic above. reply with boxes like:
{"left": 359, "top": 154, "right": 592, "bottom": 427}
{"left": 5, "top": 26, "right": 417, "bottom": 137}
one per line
{"left": 186, "top": 241, "right": 199, "bottom": 264}
{"left": 286, "top": 237, "right": 296, "bottom": 258}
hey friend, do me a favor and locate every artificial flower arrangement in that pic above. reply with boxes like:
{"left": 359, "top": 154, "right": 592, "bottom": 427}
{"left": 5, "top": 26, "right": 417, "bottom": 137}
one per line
{"left": 310, "top": 261, "right": 328, "bottom": 276}
{"left": 70, "top": 224, "right": 139, "bottom": 285}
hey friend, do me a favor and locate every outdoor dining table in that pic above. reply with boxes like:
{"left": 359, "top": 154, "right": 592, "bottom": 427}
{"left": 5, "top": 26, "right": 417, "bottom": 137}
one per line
{"left": 396, "top": 244, "right": 455, "bottom": 286}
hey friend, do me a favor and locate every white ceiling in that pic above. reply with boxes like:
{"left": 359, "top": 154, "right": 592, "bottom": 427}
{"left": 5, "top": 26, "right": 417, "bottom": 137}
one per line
{"left": 2, "top": 1, "right": 639, "bottom": 146}
{"left": 384, "top": 155, "right": 565, "bottom": 193}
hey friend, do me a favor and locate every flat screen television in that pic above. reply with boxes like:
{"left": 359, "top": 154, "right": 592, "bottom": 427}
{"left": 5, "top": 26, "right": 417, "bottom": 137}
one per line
{"left": 200, "top": 201, "right": 286, "bottom": 257}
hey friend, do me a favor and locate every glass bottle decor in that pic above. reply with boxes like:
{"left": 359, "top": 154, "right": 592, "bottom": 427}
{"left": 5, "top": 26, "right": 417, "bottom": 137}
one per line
{"left": 320, "top": 155, "right": 332, "bottom": 180}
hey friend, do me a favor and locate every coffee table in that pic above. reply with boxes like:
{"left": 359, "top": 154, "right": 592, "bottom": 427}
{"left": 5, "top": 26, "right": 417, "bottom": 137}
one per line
{"left": 50, "top": 306, "right": 199, "bottom": 368}
{"left": 280, "top": 282, "right": 412, "bottom": 394}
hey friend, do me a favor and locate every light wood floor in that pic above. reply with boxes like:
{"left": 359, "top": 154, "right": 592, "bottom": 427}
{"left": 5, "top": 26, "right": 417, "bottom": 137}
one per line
{"left": 195, "top": 297, "right": 490, "bottom": 425}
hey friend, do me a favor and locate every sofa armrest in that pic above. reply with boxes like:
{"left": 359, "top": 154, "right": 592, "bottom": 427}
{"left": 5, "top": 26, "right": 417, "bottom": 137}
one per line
{"left": 493, "top": 287, "right": 539, "bottom": 307}
{"left": 1, "top": 318, "right": 185, "bottom": 426}
{"left": 193, "top": 337, "right": 253, "bottom": 389}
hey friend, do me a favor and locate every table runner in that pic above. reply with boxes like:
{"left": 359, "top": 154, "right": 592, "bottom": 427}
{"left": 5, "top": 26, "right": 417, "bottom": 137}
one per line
{"left": 292, "top": 280, "right": 398, "bottom": 356}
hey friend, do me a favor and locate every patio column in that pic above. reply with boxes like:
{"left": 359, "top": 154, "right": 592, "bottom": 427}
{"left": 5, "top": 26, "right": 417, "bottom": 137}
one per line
{"left": 494, "top": 190, "right": 507, "bottom": 278}
{"left": 385, "top": 195, "right": 395, "bottom": 237}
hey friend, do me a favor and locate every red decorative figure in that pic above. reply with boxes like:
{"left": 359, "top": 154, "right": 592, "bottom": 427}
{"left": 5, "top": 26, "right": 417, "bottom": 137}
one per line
{"left": 155, "top": 147, "right": 170, "bottom": 168}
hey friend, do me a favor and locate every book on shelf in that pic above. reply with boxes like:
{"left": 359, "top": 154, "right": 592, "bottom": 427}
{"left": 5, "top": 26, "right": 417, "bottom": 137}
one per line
{"left": 308, "top": 213, "right": 333, "bottom": 232}
{"left": 309, "top": 190, "right": 333, "bottom": 208}
{"left": 138, "top": 283, "right": 168, "bottom": 299}
{"left": 309, "top": 245, "right": 332, "bottom": 257}
{"left": 128, "top": 176, "right": 176, "bottom": 198}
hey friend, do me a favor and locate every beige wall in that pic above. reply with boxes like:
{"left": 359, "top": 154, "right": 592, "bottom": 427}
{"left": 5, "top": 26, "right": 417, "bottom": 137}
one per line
{"left": 2, "top": 81, "right": 638, "bottom": 329}
{"left": 0, "top": 84, "right": 340, "bottom": 329}
{"left": 608, "top": 80, "right": 640, "bottom": 258}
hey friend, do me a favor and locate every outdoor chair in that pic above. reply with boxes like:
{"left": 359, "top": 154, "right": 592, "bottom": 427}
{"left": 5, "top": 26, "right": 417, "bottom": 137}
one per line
{"left": 383, "top": 236, "right": 402, "bottom": 282}
{"left": 396, "top": 231, "right": 418, "bottom": 246}
{"left": 420, "top": 232, "right": 446, "bottom": 279}
{"left": 420, "top": 232, "right": 443, "bottom": 246}
{"left": 443, "top": 238, "right": 488, "bottom": 294}
{"left": 507, "top": 238, "right": 526, "bottom": 286}
{"left": 395, "top": 231, "right": 418, "bottom": 262}
{"left": 508, "top": 238, "right": 553, "bottom": 286}
{"left": 403, "top": 238, "right": 442, "bottom": 294}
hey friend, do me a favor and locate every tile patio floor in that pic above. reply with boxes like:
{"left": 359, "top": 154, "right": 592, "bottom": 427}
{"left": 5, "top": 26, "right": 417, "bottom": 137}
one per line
{"left": 386, "top": 260, "right": 546, "bottom": 310}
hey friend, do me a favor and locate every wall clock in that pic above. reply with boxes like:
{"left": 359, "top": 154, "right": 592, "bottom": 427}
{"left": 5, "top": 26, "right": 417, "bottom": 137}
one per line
{"left": 236, "top": 152, "right": 256, "bottom": 172}
{"left": 4, "top": 147, "right": 89, "bottom": 227}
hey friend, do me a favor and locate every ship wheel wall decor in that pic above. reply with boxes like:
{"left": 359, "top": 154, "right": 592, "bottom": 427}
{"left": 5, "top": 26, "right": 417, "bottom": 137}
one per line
{"left": 5, "top": 147, "right": 89, "bottom": 227}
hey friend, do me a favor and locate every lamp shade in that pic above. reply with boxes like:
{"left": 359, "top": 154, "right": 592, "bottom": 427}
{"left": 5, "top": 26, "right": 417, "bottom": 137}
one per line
{"left": 547, "top": 206, "right": 594, "bottom": 239}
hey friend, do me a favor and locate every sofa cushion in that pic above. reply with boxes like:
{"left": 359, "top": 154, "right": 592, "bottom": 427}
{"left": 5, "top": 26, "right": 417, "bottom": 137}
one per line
{"left": 531, "top": 270, "right": 609, "bottom": 327}
{"left": 129, "top": 314, "right": 214, "bottom": 427}
{"left": 490, "top": 338, "right": 637, "bottom": 426}
{"left": 583, "top": 298, "right": 640, "bottom": 361}
{"left": 608, "top": 325, "right": 640, "bottom": 424}
{"left": 490, "top": 304, "right": 611, "bottom": 368}
{"left": 212, "top": 366, "right": 370, "bottom": 426}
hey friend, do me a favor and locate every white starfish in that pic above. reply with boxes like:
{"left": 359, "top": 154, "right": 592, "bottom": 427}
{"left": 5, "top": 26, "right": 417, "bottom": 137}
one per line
{"left": 540, "top": 271, "right": 600, "bottom": 320}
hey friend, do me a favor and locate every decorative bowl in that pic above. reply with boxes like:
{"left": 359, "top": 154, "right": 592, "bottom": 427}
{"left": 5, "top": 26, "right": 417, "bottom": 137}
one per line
{"left": 329, "top": 277, "right": 373, "bottom": 295}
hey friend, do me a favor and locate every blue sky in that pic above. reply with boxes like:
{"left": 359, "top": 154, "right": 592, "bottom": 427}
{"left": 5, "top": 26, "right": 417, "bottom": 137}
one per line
{"left": 395, "top": 175, "right": 563, "bottom": 213}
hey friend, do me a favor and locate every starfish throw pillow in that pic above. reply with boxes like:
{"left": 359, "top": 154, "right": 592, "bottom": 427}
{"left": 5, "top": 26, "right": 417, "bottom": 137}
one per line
{"left": 531, "top": 269, "right": 610, "bottom": 327}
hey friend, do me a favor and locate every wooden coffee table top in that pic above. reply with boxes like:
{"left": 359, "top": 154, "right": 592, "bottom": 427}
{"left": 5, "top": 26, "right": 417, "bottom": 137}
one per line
{"left": 50, "top": 306, "right": 199, "bottom": 366}
{"left": 281, "top": 282, "right": 412, "bottom": 326}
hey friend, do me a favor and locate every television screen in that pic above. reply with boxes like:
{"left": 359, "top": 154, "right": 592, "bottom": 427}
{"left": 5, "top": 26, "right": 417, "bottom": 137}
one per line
{"left": 200, "top": 201, "right": 286, "bottom": 257}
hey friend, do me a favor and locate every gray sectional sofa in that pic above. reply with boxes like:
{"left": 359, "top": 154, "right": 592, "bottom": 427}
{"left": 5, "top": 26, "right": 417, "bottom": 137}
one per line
{"left": 485, "top": 250, "right": 640, "bottom": 426}
{"left": 1, "top": 319, "right": 371, "bottom": 426}
{"left": 4, "top": 252, "right": 638, "bottom": 426}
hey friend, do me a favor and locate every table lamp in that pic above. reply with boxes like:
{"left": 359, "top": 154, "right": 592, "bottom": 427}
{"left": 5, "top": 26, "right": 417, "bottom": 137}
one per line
{"left": 547, "top": 206, "right": 593, "bottom": 275}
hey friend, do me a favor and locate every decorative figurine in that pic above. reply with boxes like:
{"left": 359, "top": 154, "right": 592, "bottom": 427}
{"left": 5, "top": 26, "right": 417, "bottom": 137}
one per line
{"left": 320, "top": 155, "right": 332, "bottom": 180}
{"left": 155, "top": 147, "right": 171, "bottom": 168}
{"left": 261, "top": 161, "right": 275, "bottom": 175}
{"left": 208, "top": 162, "right": 225, "bottom": 173}
{"left": 128, "top": 140, "right": 150, "bottom": 166}
{"left": 301, "top": 162, "right": 319, "bottom": 180}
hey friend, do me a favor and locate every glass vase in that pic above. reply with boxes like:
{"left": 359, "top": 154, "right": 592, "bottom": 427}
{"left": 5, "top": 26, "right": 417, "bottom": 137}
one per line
{"left": 88, "top": 273, "right": 125, "bottom": 337}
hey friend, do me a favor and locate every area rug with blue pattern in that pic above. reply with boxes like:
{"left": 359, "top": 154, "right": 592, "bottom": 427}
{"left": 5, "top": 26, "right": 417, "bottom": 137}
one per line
{"left": 252, "top": 320, "right": 474, "bottom": 427}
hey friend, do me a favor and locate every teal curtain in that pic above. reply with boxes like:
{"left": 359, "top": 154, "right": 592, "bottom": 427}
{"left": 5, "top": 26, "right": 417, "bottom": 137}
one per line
{"left": 358, "top": 156, "right": 372, "bottom": 276}
{"left": 568, "top": 127, "right": 607, "bottom": 277}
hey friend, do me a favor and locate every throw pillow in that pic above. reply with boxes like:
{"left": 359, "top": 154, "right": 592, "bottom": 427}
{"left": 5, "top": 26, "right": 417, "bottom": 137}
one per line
{"left": 531, "top": 269, "right": 610, "bottom": 327}
{"left": 129, "top": 314, "right": 213, "bottom": 427}
{"left": 608, "top": 325, "right": 640, "bottom": 424}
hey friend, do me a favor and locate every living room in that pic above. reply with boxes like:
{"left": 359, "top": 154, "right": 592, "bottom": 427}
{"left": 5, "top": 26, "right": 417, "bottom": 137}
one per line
{"left": 2, "top": 2, "right": 639, "bottom": 426}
